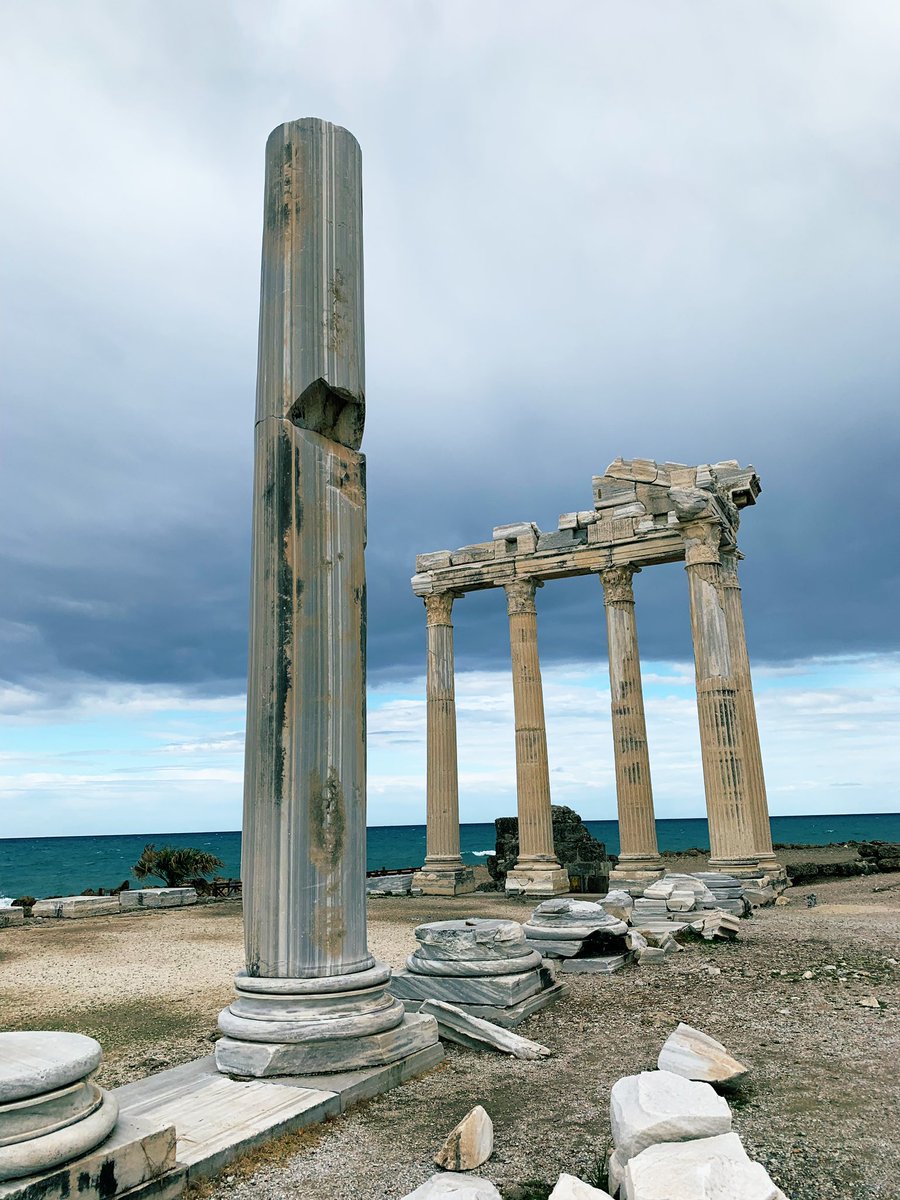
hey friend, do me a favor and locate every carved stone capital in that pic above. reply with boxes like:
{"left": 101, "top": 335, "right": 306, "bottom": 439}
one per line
{"left": 424, "top": 592, "right": 460, "bottom": 626}
{"left": 681, "top": 520, "right": 722, "bottom": 567}
{"left": 504, "top": 577, "right": 541, "bottom": 616}
{"left": 719, "top": 550, "right": 742, "bottom": 589}
{"left": 600, "top": 564, "right": 639, "bottom": 604}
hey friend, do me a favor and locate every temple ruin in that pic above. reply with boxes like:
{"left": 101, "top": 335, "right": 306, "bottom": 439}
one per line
{"left": 410, "top": 457, "right": 780, "bottom": 897}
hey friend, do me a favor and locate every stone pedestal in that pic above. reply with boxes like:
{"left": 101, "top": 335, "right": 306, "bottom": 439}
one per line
{"left": 681, "top": 522, "right": 758, "bottom": 871}
{"left": 217, "top": 118, "right": 438, "bottom": 1076}
{"left": 0, "top": 1032, "right": 180, "bottom": 1200}
{"left": 503, "top": 580, "right": 568, "bottom": 897}
{"left": 412, "top": 593, "right": 476, "bottom": 897}
{"left": 720, "top": 552, "right": 781, "bottom": 874}
{"left": 523, "top": 898, "right": 631, "bottom": 973}
{"left": 389, "top": 919, "right": 565, "bottom": 1028}
{"left": 599, "top": 566, "right": 664, "bottom": 877}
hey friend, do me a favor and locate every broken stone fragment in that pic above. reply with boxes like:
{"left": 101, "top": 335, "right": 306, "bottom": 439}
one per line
{"left": 601, "top": 891, "right": 634, "bottom": 922}
{"left": 402, "top": 1173, "right": 501, "bottom": 1200}
{"left": 548, "top": 1173, "right": 614, "bottom": 1199}
{"left": 419, "top": 1000, "right": 551, "bottom": 1060}
{"left": 609, "top": 1070, "right": 732, "bottom": 1163}
{"left": 657, "top": 1023, "right": 748, "bottom": 1087}
{"left": 621, "top": 1132, "right": 787, "bottom": 1200}
{"left": 435, "top": 1105, "right": 493, "bottom": 1172}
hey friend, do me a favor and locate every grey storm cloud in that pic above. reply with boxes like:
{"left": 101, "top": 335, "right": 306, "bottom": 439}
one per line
{"left": 2, "top": 0, "right": 900, "bottom": 705}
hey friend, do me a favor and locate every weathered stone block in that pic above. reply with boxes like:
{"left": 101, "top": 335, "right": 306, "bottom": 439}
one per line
{"left": 32, "top": 897, "right": 120, "bottom": 919}
{"left": 0, "top": 909, "right": 23, "bottom": 929}
{"left": 450, "top": 543, "right": 495, "bottom": 565}
{"left": 415, "top": 551, "right": 452, "bottom": 572}
{"left": 119, "top": 889, "right": 197, "bottom": 910}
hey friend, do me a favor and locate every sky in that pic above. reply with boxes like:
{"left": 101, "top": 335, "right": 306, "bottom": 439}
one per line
{"left": 2, "top": 1, "right": 899, "bottom": 837}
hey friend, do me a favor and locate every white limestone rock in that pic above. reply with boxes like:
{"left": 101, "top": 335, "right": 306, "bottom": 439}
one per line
{"left": 622, "top": 1132, "right": 787, "bottom": 1199}
{"left": 548, "top": 1173, "right": 614, "bottom": 1199}
{"left": 600, "top": 892, "right": 634, "bottom": 922}
{"left": 435, "top": 1105, "right": 493, "bottom": 1171}
{"left": 419, "top": 1000, "right": 551, "bottom": 1059}
{"left": 658, "top": 1023, "right": 748, "bottom": 1087}
{"left": 607, "top": 1148, "right": 626, "bottom": 1196}
{"left": 609, "top": 1070, "right": 732, "bottom": 1162}
{"left": 402, "top": 1174, "right": 501, "bottom": 1200}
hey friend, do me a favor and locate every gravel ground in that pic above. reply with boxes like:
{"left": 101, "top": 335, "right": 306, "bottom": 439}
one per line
{"left": 2, "top": 874, "right": 898, "bottom": 1199}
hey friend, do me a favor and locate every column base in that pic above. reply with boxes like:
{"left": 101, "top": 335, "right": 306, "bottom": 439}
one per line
{"left": 707, "top": 857, "right": 764, "bottom": 878}
{"left": 505, "top": 863, "right": 569, "bottom": 897}
{"left": 215, "top": 962, "right": 440, "bottom": 1077}
{"left": 412, "top": 864, "right": 477, "bottom": 896}
{"left": 214, "top": 1012, "right": 439, "bottom": 1078}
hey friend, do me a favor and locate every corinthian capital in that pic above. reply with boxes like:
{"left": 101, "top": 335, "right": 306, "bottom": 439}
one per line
{"left": 424, "top": 592, "right": 459, "bottom": 626}
{"left": 600, "top": 565, "right": 639, "bottom": 604}
{"left": 504, "top": 577, "right": 541, "bottom": 616}
{"left": 681, "top": 519, "right": 722, "bottom": 567}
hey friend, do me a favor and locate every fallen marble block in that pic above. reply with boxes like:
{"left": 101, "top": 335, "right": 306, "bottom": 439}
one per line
{"left": 390, "top": 970, "right": 542, "bottom": 1008}
{"left": 414, "top": 919, "right": 531, "bottom": 961}
{"left": 119, "top": 888, "right": 197, "bottom": 910}
{"left": 625, "top": 930, "right": 648, "bottom": 952}
{"left": 549, "top": 1174, "right": 614, "bottom": 1200}
{"left": 657, "top": 1023, "right": 748, "bottom": 1088}
{"left": 609, "top": 1070, "right": 732, "bottom": 1162}
{"left": 365, "top": 873, "right": 413, "bottom": 896}
{"left": 560, "top": 955, "right": 630, "bottom": 974}
{"left": 527, "top": 898, "right": 628, "bottom": 936}
{"left": 31, "top": 897, "right": 120, "bottom": 919}
{"left": 401, "top": 1174, "right": 501, "bottom": 1200}
{"left": 643, "top": 875, "right": 717, "bottom": 914}
{"left": 600, "top": 891, "right": 634, "bottom": 922}
{"left": 419, "top": 1000, "right": 551, "bottom": 1059}
{"left": 621, "top": 1132, "right": 787, "bottom": 1200}
{"left": 435, "top": 1105, "right": 493, "bottom": 1171}
{"left": 0, "top": 908, "right": 24, "bottom": 928}
{"left": 700, "top": 911, "right": 741, "bottom": 940}
{"left": 607, "top": 1148, "right": 626, "bottom": 1196}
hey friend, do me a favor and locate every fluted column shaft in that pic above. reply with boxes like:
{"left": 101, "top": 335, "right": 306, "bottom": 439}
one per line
{"left": 504, "top": 580, "right": 560, "bottom": 867}
{"left": 423, "top": 593, "right": 465, "bottom": 868}
{"left": 720, "top": 552, "right": 779, "bottom": 868}
{"left": 682, "top": 521, "right": 757, "bottom": 868}
{"left": 600, "top": 567, "right": 662, "bottom": 870}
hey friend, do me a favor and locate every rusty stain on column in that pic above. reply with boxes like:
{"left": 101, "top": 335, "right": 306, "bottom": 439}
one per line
{"left": 599, "top": 566, "right": 663, "bottom": 872}
{"left": 720, "top": 551, "right": 780, "bottom": 871}
{"left": 503, "top": 579, "right": 568, "bottom": 895}
{"left": 682, "top": 520, "right": 758, "bottom": 870}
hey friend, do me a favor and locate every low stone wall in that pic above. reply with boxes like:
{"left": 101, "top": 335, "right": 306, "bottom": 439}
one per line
{"left": 119, "top": 888, "right": 197, "bottom": 910}
{"left": 785, "top": 842, "right": 900, "bottom": 886}
{"left": 0, "top": 907, "right": 24, "bottom": 928}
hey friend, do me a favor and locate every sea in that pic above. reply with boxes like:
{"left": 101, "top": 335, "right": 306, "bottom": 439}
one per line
{"left": 1, "top": 813, "right": 898, "bottom": 901}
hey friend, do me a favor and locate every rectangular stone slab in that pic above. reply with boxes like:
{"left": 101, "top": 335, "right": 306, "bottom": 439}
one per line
{"left": 389, "top": 969, "right": 542, "bottom": 1007}
{"left": 32, "top": 896, "right": 121, "bottom": 918}
{"left": 401, "top": 981, "right": 567, "bottom": 1029}
{"left": 560, "top": 955, "right": 630, "bottom": 974}
{"left": 119, "top": 889, "right": 197, "bottom": 910}
{"left": 283, "top": 1042, "right": 444, "bottom": 1111}
{"left": 115, "top": 1059, "right": 337, "bottom": 1179}
{"left": 0, "top": 1115, "right": 176, "bottom": 1200}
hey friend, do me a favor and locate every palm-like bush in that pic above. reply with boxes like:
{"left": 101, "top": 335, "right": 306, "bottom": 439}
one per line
{"left": 132, "top": 844, "right": 224, "bottom": 888}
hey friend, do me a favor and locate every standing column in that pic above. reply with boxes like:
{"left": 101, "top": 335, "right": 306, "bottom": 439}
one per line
{"left": 720, "top": 551, "right": 781, "bottom": 872}
{"left": 600, "top": 566, "right": 664, "bottom": 883}
{"left": 503, "top": 578, "right": 568, "bottom": 896}
{"left": 216, "top": 118, "right": 438, "bottom": 1077}
{"left": 413, "top": 592, "right": 476, "bottom": 896}
{"left": 681, "top": 520, "right": 758, "bottom": 872}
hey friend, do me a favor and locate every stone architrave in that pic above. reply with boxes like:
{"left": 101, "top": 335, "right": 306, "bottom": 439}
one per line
{"left": 215, "top": 118, "right": 438, "bottom": 1077}
{"left": 502, "top": 579, "right": 568, "bottom": 896}
{"left": 720, "top": 552, "right": 780, "bottom": 873}
{"left": 599, "top": 566, "right": 664, "bottom": 882}
{"left": 413, "top": 593, "right": 476, "bottom": 896}
{"left": 680, "top": 522, "right": 757, "bottom": 871}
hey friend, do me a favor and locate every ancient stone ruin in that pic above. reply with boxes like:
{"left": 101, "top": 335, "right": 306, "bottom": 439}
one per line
{"left": 411, "top": 458, "right": 782, "bottom": 896}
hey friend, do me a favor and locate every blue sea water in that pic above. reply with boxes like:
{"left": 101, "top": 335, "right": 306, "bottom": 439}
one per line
{"left": 1, "top": 812, "right": 898, "bottom": 900}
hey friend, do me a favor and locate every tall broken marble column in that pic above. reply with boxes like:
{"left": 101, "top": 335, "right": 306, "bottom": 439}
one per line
{"left": 681, "top": 520, "right": 758, "bottom": 872}
{"left": 599, "top": 566, "right": 664, "bottom": 883}
{"left": 215, "top": 118, "right": 438, "bottom": 1077}
{"left": 503, "top": 578, "right": 568, "bottom": 896}
{"left": 412, "top": 592, "right": 476, "bottom": 896}
{"left": 720, "top": 551, "right": 780, "bottom": 872}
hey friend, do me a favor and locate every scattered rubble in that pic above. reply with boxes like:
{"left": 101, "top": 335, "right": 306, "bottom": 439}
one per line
{"left": 548, "top": 1173, "right": 614, "bottom": 1199}
{"left": 657, "top": 1023, "right": 748, "bottom": 1088}
{"left": 610, "top": 1070, "right": 732, "bottom": 1163}
{"left": 621, "top": 1132, "right": 787, "bottom": 1199}
{"left": 401, "top": 1173, "right": 501, "bottom": 1199}
{"left": 435, "top": 1105, "right": 493, "bottom": 1172}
